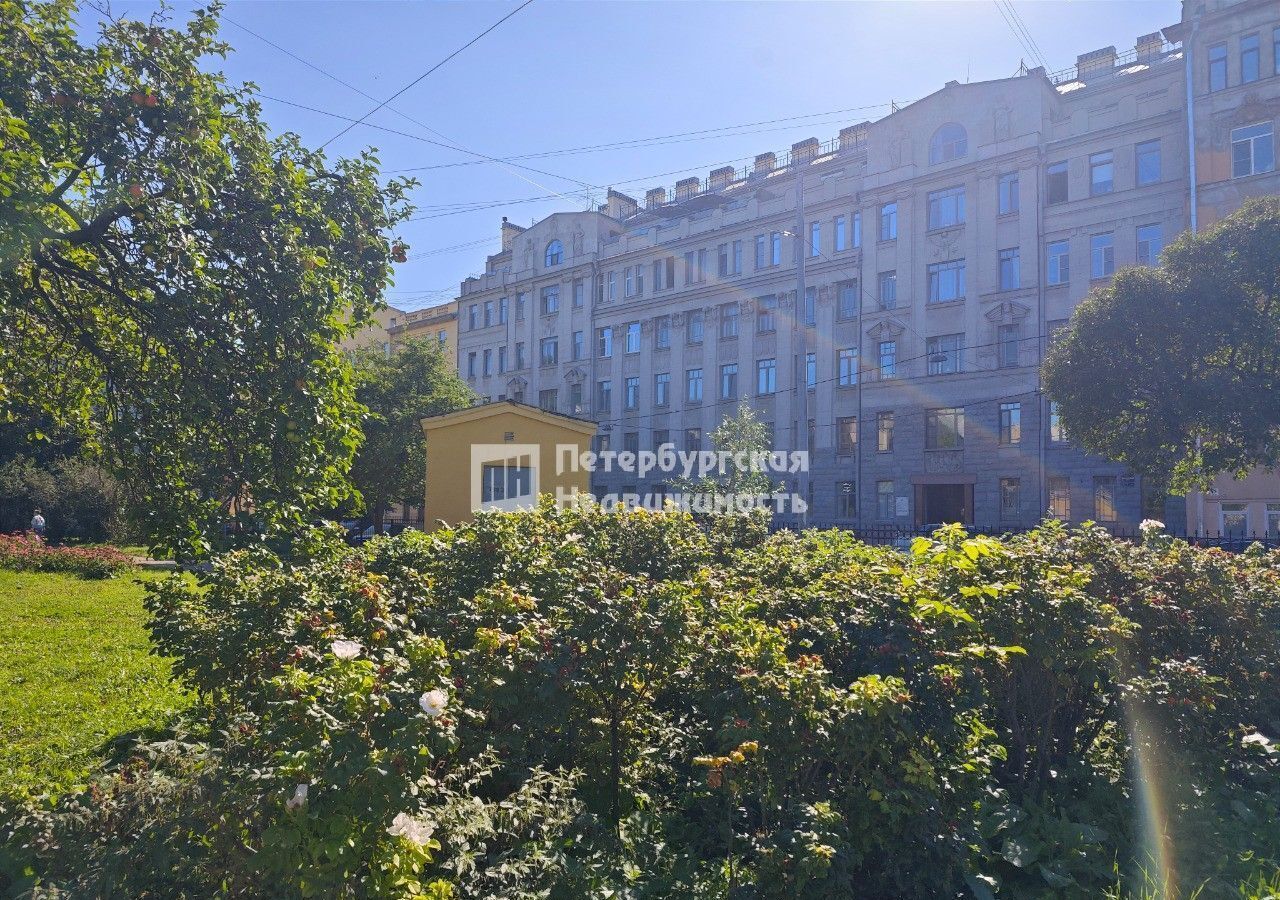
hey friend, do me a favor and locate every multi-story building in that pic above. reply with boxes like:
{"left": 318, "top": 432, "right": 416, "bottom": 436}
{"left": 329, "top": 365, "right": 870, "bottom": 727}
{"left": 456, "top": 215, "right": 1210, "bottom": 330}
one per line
{"left": 454, "top": 0, "right": 1279, "bottom": 531}
{"left": 387, "top": 300, "right": 458, "bottom": 363}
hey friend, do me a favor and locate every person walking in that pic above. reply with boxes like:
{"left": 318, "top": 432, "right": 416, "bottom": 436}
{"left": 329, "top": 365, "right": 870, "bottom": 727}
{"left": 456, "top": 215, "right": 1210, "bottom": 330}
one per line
{"left": 30, "top": 508, "right": 46, "bottom": 540}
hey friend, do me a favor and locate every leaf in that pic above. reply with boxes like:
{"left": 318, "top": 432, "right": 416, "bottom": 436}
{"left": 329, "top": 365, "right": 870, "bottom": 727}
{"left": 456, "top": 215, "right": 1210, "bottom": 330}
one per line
{"left": 1002, "top": 836, "right": 1041, "bottom": 868}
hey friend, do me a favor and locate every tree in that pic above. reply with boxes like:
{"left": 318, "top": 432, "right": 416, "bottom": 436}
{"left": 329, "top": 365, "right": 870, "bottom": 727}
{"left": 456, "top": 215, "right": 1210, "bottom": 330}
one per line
{"left": 669, "top": 402, "right": 779, "bottom": 511}
{"left": 0, "top": 1, "right": 414, "bottom": 556}
{"left": 1043, "top": 198, "right": 1280, "bottom": 493}
{"left": 348, "top": 338, "right": 472, "bottom": 534}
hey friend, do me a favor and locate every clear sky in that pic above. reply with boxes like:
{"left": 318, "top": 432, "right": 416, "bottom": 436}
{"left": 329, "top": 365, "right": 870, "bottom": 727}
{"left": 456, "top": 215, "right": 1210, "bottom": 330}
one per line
{"left": 93, "top": 0, "right": 1182, "bottom": 310}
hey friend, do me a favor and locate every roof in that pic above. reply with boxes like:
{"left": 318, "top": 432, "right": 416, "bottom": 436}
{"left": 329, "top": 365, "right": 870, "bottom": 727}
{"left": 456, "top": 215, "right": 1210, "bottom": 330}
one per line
{"left": 420, "top": 400, "right": 600, "bottom": 435}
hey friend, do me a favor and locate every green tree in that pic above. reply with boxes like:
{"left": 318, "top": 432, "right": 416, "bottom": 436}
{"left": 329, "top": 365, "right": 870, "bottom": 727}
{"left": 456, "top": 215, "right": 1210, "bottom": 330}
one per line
{"left": 669, "top": 401, "right": 779, "bottom": 511}
{"left": 348, "top": 338, "right": 471, "bottom": 534}
{"left": 1043, "top": 198, "right": 1280, "bottom": 492}
{"left": 0, "top": 1, "right": 414, "bottom": 556}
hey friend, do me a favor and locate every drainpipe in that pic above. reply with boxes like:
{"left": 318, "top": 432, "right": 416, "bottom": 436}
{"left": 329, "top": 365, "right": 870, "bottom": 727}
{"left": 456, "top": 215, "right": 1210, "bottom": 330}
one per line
{"left": 794, "top": 170, "right": 808, "bottom": 528}
{"left": 1183, "top": 14, "right": 1204, "bottom": 535}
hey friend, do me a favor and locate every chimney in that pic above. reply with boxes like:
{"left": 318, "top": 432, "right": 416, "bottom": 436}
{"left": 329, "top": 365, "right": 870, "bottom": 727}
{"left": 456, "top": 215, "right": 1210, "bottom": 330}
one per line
{"left": 645, "top": 187, "right": 667, "bottom": 208}
{"left": 675, "top": 177, "right": 700, "bottom": 201}
{"left": 1076, "top": 46, "right": 1117, "bottom": 77}
{"left": 709, "top": 165, "right": 736, "bottom": 190}
{"left": 603, "top": 188, "right": 638, "bottom": 220}
{"left": 1136, "top": 31, "right": 1163, "bottom": 61}
{"left": 839, "top": 123, "right": 869, "bottom": 151}
{"left": 500, "top": 216, "right": 525, "bottom": 252}
{"left": 753, "top": 152, "right": 777, "bottom": 176}
{"left": 791, "top": 137, "right": 820, "bottom": 164}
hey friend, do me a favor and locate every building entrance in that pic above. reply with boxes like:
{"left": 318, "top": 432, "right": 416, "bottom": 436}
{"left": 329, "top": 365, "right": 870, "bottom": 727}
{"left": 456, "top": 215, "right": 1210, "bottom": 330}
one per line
{"left": 916, "top": 483, "right": 972, "bottom": 526}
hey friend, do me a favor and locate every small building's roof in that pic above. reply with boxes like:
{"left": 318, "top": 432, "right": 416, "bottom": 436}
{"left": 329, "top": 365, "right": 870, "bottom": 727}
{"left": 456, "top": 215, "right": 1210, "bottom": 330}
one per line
{"left": 420, "top": 400, "right": 600, "bottom": 435}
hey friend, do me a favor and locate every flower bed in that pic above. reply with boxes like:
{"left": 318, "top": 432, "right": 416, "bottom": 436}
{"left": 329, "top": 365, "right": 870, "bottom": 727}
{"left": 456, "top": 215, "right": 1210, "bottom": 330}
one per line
{"left": 0, "top": 533, "right": 136, "bottom": 579}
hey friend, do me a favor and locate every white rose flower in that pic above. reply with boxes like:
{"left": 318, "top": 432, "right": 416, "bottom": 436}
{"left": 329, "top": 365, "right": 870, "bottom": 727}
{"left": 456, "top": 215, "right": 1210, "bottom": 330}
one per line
{"left": 331, "top": 639, "right": 362, "bottom": 660}
{"left": 387, "top": 811, "right": 435, "bottom": 846}
{"left": 1139, "top": 519, "right": 1165, "bottom": 533}
{"left": 419, "top": 689, "right": 449, "bottom": 718}
{"left": 286, "top": 783, "right": 308, "bottom": 811}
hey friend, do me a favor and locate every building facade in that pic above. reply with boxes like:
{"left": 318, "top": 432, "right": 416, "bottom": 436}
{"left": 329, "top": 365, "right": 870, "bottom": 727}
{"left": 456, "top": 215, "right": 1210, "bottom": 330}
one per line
{"left": 454, "top": 0, "right": 1279, "bottom": 531}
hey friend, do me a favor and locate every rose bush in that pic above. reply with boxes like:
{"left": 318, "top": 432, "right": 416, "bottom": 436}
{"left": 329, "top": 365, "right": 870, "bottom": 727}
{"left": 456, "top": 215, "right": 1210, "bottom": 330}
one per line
{"left": 0, "top": 532, "right": 135, "bottom": 578}
{"left": 3, "top": 504, "right": 1278, "bottom": 898}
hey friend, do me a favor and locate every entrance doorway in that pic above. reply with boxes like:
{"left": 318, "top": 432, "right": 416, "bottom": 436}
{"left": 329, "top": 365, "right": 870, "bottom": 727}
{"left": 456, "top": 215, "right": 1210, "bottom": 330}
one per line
{"left": 916, "top": 483, "right": 973, "bottom": 526}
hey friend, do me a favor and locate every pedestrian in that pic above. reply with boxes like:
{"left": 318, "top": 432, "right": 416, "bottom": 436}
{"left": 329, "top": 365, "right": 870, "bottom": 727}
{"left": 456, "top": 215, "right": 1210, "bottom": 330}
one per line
{"left": 30, "top": 508, "right": 46, "bottom": 540}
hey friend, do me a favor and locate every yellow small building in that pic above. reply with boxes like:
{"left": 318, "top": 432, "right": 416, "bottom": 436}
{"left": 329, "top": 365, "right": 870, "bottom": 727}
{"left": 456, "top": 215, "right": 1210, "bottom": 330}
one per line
{"left": 420, "top": 401, "right": 597, "bottom": 528}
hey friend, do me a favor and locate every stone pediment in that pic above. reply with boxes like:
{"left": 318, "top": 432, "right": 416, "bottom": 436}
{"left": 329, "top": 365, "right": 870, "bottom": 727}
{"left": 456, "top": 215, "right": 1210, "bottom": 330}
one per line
{"left": 564, "top": 367, "right": 587, "bottom": 385}
{"left": 984, "top": 300, "right": 1032, "bottom": 325}
{"left": 866, "top": 317, "right": 908, "bottom": 340}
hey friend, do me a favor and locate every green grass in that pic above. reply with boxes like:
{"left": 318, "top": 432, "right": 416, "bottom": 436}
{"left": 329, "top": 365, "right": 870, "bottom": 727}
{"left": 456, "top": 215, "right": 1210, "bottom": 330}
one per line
{"left": 0, "top": 569, "right": 190, "bottom": 800}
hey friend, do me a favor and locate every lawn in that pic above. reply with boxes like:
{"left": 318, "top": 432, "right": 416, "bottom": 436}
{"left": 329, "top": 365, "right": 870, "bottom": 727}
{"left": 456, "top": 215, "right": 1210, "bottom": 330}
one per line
{"left": 0, "top": 569, "right": 189, "bottom": 800}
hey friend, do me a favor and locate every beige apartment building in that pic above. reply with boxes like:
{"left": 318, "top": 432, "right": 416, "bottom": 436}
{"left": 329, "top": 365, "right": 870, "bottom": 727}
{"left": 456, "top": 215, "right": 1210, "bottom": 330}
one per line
{"left": 453, "top": 0, "right": 1279, "bottom": 533}
{"left": 339, "top": 301, "right": 459, "bottom": 363}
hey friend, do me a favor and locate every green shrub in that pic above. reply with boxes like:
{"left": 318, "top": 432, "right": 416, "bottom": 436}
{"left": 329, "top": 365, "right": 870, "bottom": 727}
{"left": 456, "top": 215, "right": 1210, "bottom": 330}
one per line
{"left": 0, "top": 533, "right": 135, "bottom": 578}
{"left": 5, "top": 507, "right": 1278, "bottom": 898}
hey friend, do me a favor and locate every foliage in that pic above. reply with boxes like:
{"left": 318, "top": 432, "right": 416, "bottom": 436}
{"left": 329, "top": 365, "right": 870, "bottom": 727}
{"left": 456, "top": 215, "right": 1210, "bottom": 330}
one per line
{"left": 1043, "top": 198, "right": 1280, "bottom": 492}
{"left": 346, "top": 338, "right": 472, "bottom": 532}
{"left": 0, "top": 570, "right": 188, "bottom": 806}
{"left": 0, "top": 454, "right": 131, "bottom": 542}
{"left": 668, "top": 401, "right": 780, "bottom": 519}
{"left": 4, "top": 509, "right": 1280, "bottom": 898}
{"left": 0, "top": 532, "right": 134, "bottom": 577}
{"left": 0, "top": 0, "right": 415, "bottom": 557}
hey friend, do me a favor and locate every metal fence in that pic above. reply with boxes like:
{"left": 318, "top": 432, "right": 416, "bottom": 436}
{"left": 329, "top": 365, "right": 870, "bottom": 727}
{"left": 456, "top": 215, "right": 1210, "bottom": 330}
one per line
{"left": 839, "top": 522, "right": 1280, "bottom": 552}
{"left": 344, "top": 515, "right": 423, "bottom": 545}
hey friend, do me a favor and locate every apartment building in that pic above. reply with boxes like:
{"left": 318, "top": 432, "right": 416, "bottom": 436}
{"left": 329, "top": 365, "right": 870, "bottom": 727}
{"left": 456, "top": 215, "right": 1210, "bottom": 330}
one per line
{"left": 387, "top": 301, "right": 458, "bottom": 362}
{"left": 454, "top": 0, "right": 1279, "bottom": 531}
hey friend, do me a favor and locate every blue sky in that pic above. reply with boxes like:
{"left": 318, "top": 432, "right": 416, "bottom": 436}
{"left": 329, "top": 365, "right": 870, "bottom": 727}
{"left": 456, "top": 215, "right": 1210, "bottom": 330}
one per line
{"left": 96, "top": 0, "right": 1181, "bottom": 309}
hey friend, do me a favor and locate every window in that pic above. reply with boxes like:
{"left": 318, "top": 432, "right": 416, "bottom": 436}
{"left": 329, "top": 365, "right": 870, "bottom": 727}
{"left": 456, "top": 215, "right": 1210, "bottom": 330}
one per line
{"left": 498, "top": 297, "right": 509, "bottom": 324}
{"left": 837, "top": 417, "right": 858, "bottom": 454}
{"left": 468, "top": 304, "right": 478, "bottom": 329}
{"left": 653, "top": 429, "right": 670, "bottom": 450}
{"left": 516, "top": 293, "right": 527, "bottom": 319}
{"left": 683, "top": 250, "right": 696, "bottom": 285}
{"left": 754, "top": 234, "right": 767, "bottom": 269}
{"left": 720, "top": 363, "right": 738, "bottom": 400}
{"left": 756, "top": 295, "right": 777, "bottom": 333}
{"left": 596, "top": 380, "right": 612, "bottom": 413}
{"left": 998, "top": 324, "right": 1020, "bottom": 368}
{"left": 1208, "top": 42, "right": 1227, "bottom": 92}
{"left": 929, "top": 122, "right": 968, "bottom": 163}
{"left": 926, "top": 333, "right": 964, "bottom": 376}
{"left": 686, "top": 368, "right": 703, "bottom": 403}
{"left": 878, "top": 271, "right": 897, "bottom": 310}
{"left": 625, "top": 322, "right": 641, "bottom": 354}
{"left": 654, "top": 372, "right": 670, "bottom": 407}
{"left": 1000, "top": 478, "right": 1021, "bottom": 519}
{"left": 1136, "top": 224, "right": 1164, "bottom": 267}
{"left": 539, "top": 389, "right": 558, "bottom": 412}
{"left": 878, "top": 340, "right": 897, "bottom": 378}
{"left": 567, "top": 382, "right": 583, "bottom": 410}
{"left": 809, "top": 221, "right": 821, "bottom": 257}
{"left": 1047, "top": 240, "right": 1070, "bottom": 285}
{"left": 802, "top": 286, "right": 815, "bottom": 326}
{"left": 607, "top": 271, "right": 617, "bottom": 302}
{"left": 1231, "top": 123, "right": 1274, "bottom": 178}
{"left": 483, "top": 300, "right": 494, "bottom": 327}
{"left": 1049, "top": 401, "right": 1067, "bottom": 443}
{"left": 467, "top": 351, "right": 477, "bottom": 378}
{"left": 998, "top": 173, "right": 1020, "bottom": 215}
{"left": 498, "top": 346, "right": 507, "bottom": 373}
{"left": 771, "top": 232, "right": 782, "bottom": 266}
{"left": 927, "top": 259, "right": 966, "bottom": 303}
{"left": 1222, "top": 503, "right": 1249, "bottom": 538}
{"left": 545, "top": 240, "right": 563, "bottom": 267}
{"left": 835, "top": 215, "right": 848, "bottom": 251}
{"left": 999, "top": 402, "right": 1021, "bottom": 444}
{"left": 624, "top": 376, "right": 639, "bottom": 410}
{"left": 540, "top": 285, "right": 559, "bottom": 315}
{"left": 720, "top": 303, "right": 739, "bottom": 339}
{"left": 837, "top": 481, "right": 857, "bottom": 518}
{"left": 879, "top": 202, "right": 898, "bottom": 240}
{"left": 877, "top": 412, "right": 894, "bottom": 452}
{"left": 624, "top": 266, "right": 639, "bottom": 298}
{"left": 653, "top": 256, "right": 675, "bottom": 290}
{"left": 571, "top": 330, "right": 584, "bottom": 361}
{"left": 572, "top": 280, "right": 584, "bottom": 308}
{"left": 480, "top": 461, "right": 533, "bottom": 505}
{"left": 837, "top": 347, "right": 858, "bottom": 386}
{"left": 925, "top": 407, "right": 965, "bottom": 450}
{"left": 1267, "top": 502, "right": 1280, "bottom": 538}
{"left": 515, "top": 342, "right": 526, "bottom": 370}
{"left": 927, "top": 186, "right": 966, "bottom": 229}
{"left": 684, "top": 428, "right": 702, "bottom": 452}
{"left": 687, "top": 309, "right": 704, "bottom": 344}
{"left": 1136, "top": 140, "right": 1161, "bottom": 185}
{"left": 483, "top": 349, "right": 493, "bottom": 376}
{"left": 597, "top": 327, "right": 613, "bottom": 358}
{"left": 1089, "top": 151, "right": 1114, "bottom": 195}
{"left": 654, "top": 315, "right": 671, "bottom": 350}
{"left": 438, "top": 330, "right": 447, "bottom": 348}
{"left": 623, "top": 432, "right": 639, "bottom": 456}
{"left": 852, "top": 211, "right": 862, "bottom": 247}
{"left": 1048, "top": 476, "right": 1071, "bottom": 519}
{"left": 1090, "top": 233, "right": 1115, "bottom": 278}
{"left": 756, "top": 358, "right": 777, "bottom": 395}
{"left": 999, "top": 247, "right": 1020, "bottom": 290}
{"left": 1275, "top": 26, "right": 1280, "bottom": 76}
{"left": 1093, "top": 476, "right": 1117, "bottom": 522}
{"left": 837, "top": 280, "right": 857, "bottom": 319}
{"left": 877, "top": 480, "right": 895, "bottom": 518}
{"left": 595, "top": 273, "right": 605, "bottom": 305}
{"left": 1046, "top": 160, "right": 1068, "bottom": 204}
{"left": 732, "top": 239, "right": 743, "bottom": 274}
{"left": 717, "top": 243, "right": 729, "bottom": 277}
{"left": 539, "top": 337, "right": 558, "bottom": 367}
{"left": 805, "top": 352, "right": 817, "bottom": 389}
{"left": 1241, "top": 33, "right": 1259, "bottom": 84}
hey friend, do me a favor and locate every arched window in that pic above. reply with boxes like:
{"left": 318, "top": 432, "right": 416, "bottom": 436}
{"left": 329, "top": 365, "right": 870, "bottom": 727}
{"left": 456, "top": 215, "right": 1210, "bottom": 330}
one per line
{"left": 929, "top": 123, "right": 968, "bottom": 164}
{"left": 545, "top": 240, "right": 563, "bottom": 267}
